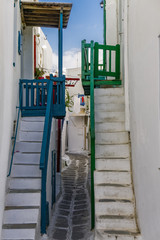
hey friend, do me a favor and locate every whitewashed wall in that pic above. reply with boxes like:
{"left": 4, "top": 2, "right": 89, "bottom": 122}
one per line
{"left": 106, "top": 0, "right": 118, "bottom": 45}
{"left": 128, "top": 0, "right": 160, "bottom": 239}
{"left": 35, "top": 28, "right": 54, "bottom": 75}
{"left": 22, "top": 27, "right": 34, "bottom": 79}
{"left": 0, "top": 0, "right": 22, "bottom": 237}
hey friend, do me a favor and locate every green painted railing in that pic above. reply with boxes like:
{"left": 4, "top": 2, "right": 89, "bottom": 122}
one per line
{"left": 81, "top": 40, "right": 121, "bottom": 229}
{"left": 90, "top": 41, "right": 95, "bottom": 230}
{"left": 81, "top": 40, "right": 121, "bottom": 91}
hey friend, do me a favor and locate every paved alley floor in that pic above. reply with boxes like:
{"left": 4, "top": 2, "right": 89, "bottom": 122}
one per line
{"left": 48, "top": 153, "right": 93, "bottom": 240}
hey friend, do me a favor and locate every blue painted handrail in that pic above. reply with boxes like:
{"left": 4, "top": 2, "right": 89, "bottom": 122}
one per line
{"left": 7, "top": 82, "right": 22, "bottom": 177}
{"left": 40, "top": 79, "right": 53, "bottom": 234}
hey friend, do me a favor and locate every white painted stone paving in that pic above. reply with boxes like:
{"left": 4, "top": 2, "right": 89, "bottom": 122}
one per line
{"left": 47, "top": 153, "right": 94, "bottom": 240}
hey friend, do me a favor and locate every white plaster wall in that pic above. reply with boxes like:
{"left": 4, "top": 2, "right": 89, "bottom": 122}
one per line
{"left": 0, "top": 1, "right": 15, "bottom": 237}
{"left": 106, "top": 0, "right": 118, "bottom": 45}
{"left": 128, "top": 1, "right": 160, "bottom": 239}
{"left": 22, "top": 27, "right": 34, "bottom": 79}
{"left": 35, "top": 28, "right": 53, "bottom": 75}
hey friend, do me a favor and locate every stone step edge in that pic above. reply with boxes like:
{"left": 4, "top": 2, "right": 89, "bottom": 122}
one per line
{"left": 5, "top": 206, "right": 40, "bottom": 210}
{"left": 95, "top": 183, "right": 132, "bottom": 187}
{"left": 95, "top": 142, "right": 130, "bottom": 145}
{"left": 94, "top": 170, "right": 131, "bottom": 173}
{"left": 2, "top": 223, "right": 37, "bottom": 229}
{"left": 95, "top": 229, "right": 141, "bottom": 236}
{"left": 8, "top": 190, "right": 41, "bottom": 193}
{"left": 95, "top": 199, "right": 134, "bottom": 203}
{"left": 96, "top": 215, "right": 136, "bottom": 220}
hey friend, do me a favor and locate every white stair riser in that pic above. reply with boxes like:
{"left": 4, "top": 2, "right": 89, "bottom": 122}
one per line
{"left": 6, "top": 193, "right": 40, "bottom": 207}
{"left": 94, "top": 171, "right": 131, "bottom": 185}
{"left": 95, "top": 186, "right": 133, "bottom": 201}
{"left": 96, "top": 159, "right": 130, "bottom": 171}
{"left": 15, "top": 142, "right": 41, "bottom": 153}
{"left": 20, "top": 121, "right": 44, "bottom": 132}
{"left": 95, "top": 232, "right": 141, "bottom": 240}
{"left": 95, "top": 202, "right": 135, "bottom": 216}
{"left": 96, "top": 218, "right": 138, "bottom": 232}
{"left": 95, "top": 103, "right": 125, "bottom": 112}
{"left": 11, "top": 165, "right": 41, "bottom": 178}
{"left": 9, "top": 179, "right": 41, "bottom": 191}
{"left": 94, "top": 88, "right": 124, "bottom": 96}
{"left": 19, "top": 131, "right": 43, "bottom": 142}
{"left": 3, "top": 209, "right": 39, "bottom": 225}
{"left": 96, "top": 132, "right": 129, "bottom": 145}
{"left": 95, "top": 144, "right": 130, "bottom": 159}
{"left": 13, "top": 153, "right": 40, "bottom": 165}
{"left": 95, "top": 95, "right": 124, "bottom": 104}
{"left": 2, "top": 229, "right": 35, "bottom": 240}
{"left": 22, "top": 117, "right": 44, "bottom": 122}
{"left": 95, "top": 122, "right": 125, "bottom": 133}
{"left": 95, "top": 112, "right": 125, "bottom": 122}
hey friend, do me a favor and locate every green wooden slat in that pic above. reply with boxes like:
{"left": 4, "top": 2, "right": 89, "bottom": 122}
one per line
{"left": 90, "top": 40, "right": 95, "bottom": 230}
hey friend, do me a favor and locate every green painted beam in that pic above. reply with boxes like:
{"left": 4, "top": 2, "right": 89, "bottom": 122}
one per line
{"left": 82, "top": 80, "right": 121, "bottom": 86}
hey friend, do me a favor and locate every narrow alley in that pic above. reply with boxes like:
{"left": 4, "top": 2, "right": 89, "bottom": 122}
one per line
{"left": 48, "top": 153, "right": 93, "bottom": 240}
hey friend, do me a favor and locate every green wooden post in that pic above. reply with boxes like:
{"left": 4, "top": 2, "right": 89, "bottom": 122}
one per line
{"left": 81, "top": 40, "right": 86, "bottom": 80}
{"left": 90, "top": 40, "right": 95, "bottom": 229}
{"left": 116, "top": 44, "right": 120, "bottom": 79}
{"left": 104, "top": 0, "right": 106, "bottom": 46}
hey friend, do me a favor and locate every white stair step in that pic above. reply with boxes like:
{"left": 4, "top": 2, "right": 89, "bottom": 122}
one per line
{"left": 8, "top": 178, "right": 41, "bottom": 191}
{"left": 13, "top": 153, "right": 40, "bottom": 165}
{"left": 3, "top": 209, "right": 39, "bottom": 225}
{"left": 95, "top": 230, "right": 142, "bottom": 240}
{"left": 94, "top": 171, "right": 131, "bottom": 185}
{"left": 95, "top": 132, "right": 129, "bottom": 144}
{"left": 11, "top": 165, "right": 41, "bottom": 178}
{"left": 95, "top": 95, "right": 124, "bottom": 104}
{"left": 95, "top": 185, "right": 133, "bottom": 201}
{"left": 20, "top": 121, "right": 44, "bottom": 132}
{"left": 95, "top": 112, "right": 125, "bottom": 123}
{"left": 96, "top": 159, "right": 130, "bottom": 171}
{"left": 22, "top": 117, "right": 44, "bottom": 122}
{"left": 6, "top": 193, "right": 40, "bottom": 207}
{"left": 94, "top": 88, "right": 124, "bottom": 96}
{"left": 95, "top": 103, "right": 125, "bottom": 112}
{"left": 95, "top": 122, "right": 125, "bottom": 133}
{"left": 96, "top": 217, "right": 138, "bottom": 232}
{"left": 15, "top": 142, "right": 41, "bottom": 153}
{"left": 2, "top": 229, "right": 36, "bottom": 240}
{"left": 19, "top": 131, "right": 43, "bottom": 142}
{"left": 95, "top": 201, "right": 135, "bottom": 216}
{"left": 95, "top": 144, "right": 130, "bottom": 159}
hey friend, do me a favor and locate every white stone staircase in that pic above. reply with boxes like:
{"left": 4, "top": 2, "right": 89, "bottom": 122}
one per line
{"left": 2, "top": 117, "right": 44, "bottom": 240}
{"left": 94, "top": 88, "right": 142, "bottom": 240}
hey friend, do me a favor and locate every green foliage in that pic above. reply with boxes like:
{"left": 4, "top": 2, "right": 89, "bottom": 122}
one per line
{"left": 65, "top": 90, "right": 74, "bottom": 112}
{"left": 35, "top": 67, "right": 45, "bottom": 79}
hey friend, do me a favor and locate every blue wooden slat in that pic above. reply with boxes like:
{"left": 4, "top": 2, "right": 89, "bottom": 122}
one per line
{"left": 31, "top": 82, "right": 34, "bottom": 107}
{"left": 26, "top": 82, "right": 29, "bottom": 107}
{"left": 36, "top": 82, "right": 39, "bottom": 106}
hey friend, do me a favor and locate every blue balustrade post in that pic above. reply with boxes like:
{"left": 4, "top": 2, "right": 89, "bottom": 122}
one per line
{"left": 58, "top": 9, "right": 63, "bottom": 78}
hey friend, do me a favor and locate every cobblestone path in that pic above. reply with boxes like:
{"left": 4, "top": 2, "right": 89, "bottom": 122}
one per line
{"left": 48, "top": 153, "right": 93, "bottom": 240}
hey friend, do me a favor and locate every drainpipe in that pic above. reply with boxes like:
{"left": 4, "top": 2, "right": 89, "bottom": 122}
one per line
{"left": 34, "top": 35, "right": 36, "bottom": 75}
{"left": 57, "top": 9, "right": 63, "bottom": 173}
{"left": 124, "top": 0, "right": 130, "bottom": 131}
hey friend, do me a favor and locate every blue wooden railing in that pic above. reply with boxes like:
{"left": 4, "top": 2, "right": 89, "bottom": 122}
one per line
{"left": 19, "top": 75, "right": 65, "bottom": 119}
{"left": 19, "top": 75, "right": 66, "bottom": 234}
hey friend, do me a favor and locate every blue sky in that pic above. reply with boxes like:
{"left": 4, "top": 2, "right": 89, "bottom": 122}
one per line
{"left": 39, "top": 0, "right": 103, "bottom": 54}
